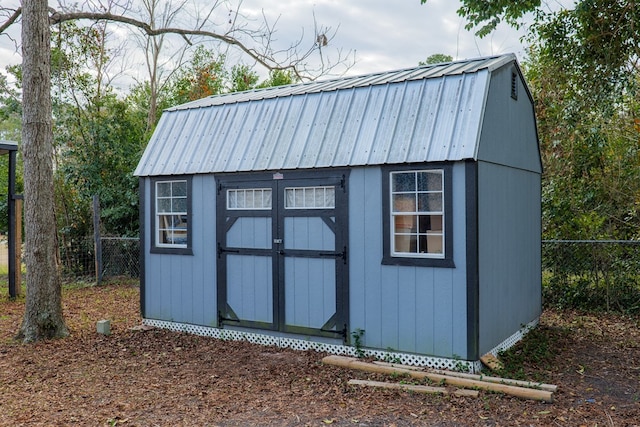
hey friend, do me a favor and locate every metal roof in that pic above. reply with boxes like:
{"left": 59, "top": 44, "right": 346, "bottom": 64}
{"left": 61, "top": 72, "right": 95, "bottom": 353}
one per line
{"left": 135, "top": 54, "right": 518, "bottom": 176}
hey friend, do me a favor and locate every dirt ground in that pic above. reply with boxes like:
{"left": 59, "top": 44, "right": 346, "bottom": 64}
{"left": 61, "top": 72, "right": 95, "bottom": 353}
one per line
{"left": 0, "top": 281, "right": 638, "bottom": 426}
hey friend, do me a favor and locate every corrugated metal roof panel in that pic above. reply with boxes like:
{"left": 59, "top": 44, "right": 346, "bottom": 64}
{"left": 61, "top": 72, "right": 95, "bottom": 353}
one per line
{"left": 135, "top": 54, "right": 513, "bottom": 176}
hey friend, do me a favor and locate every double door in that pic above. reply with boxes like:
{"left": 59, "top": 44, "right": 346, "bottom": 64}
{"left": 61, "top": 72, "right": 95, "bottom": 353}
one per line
{"left": 216, "top": 171, "right": 349, "bottom": 340}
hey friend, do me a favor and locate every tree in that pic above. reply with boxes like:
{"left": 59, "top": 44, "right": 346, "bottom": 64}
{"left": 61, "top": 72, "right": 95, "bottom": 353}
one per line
{"left": 1, "top": 0, "right": 350, "bottom": 342}
{"left": 422, "top": 0, "right": 640, "bottom": 240}
{"left": 419, "top": 54, "right": 453, "bottom": 66}
{"left": 17, "top": 0, "right": 69, "bottom": 341}
{"left": 420, "top": 0, "right": 540, "bottom": 37}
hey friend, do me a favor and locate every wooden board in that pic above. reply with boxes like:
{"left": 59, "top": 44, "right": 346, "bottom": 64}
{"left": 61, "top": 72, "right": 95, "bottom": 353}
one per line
{"left": 347, "top": 379, "right": 479, "bottom": 397}
{"left": 323, "top": 355, "right": 554, "bottom": 402}
{"left": 480, "top": 353, "right": 504, "bottom": 372}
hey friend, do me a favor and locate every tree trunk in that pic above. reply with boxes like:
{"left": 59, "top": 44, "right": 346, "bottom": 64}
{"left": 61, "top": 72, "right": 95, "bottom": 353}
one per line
{"left": 17, "top": 0, "right": 69, "bottom": 342}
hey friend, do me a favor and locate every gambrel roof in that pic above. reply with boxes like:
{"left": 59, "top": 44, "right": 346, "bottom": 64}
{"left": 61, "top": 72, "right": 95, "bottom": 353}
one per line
{"left": 135, "top": 53, "right": 537, "bottom": 176}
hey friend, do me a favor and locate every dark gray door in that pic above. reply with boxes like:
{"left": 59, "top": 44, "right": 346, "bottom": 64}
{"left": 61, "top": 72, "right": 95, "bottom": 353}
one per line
{"left": 216, "top": 171, "right": 349, "bottom": 341}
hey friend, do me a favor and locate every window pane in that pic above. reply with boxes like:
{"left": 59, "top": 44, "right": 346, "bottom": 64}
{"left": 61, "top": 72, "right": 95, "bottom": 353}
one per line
{"left": 395, "top": 234, "right": 416, "bottom": 253}
{"left": 237, "top": 190, "right": 246, "bottom": 209}
{"left": 228, "top": 191, "right": 237, "bottom": 209}
{"left": 419, "top": 234, "right": 443, "bottom": 254}
{"left": 393, "top": 195, "right": 416, "bottom": 213}
{"left": 246, "top": 190, "right": 255, "bottom": 208}
{"left": 264, "top": 190, "right": 272, "bottom": 208}
{"left": 429, "top": 215, "right": 443, "bottom": 232}
{"left": 172, "top": 197, "right": 187, "bottom": 213}
{"left": 417, "top": 193, "right": 442, "bottom": 212}
{"left": 303, "top": 188, "right": 314, "bottom": 207}
{"left": 295, "top": 188, "right": 304, "bottom": 207}
{"left": 417, "top": 171, "right": 442, "bottom": 191}
{"left": 392, "top": 172, "right": 415, "bottom": 192}
{"left": 325, "top": 188, "right": 335, "bottom": 208}
{"left": 157, "top": 182, "right": 171, "bottom": 197}
{"left": 172, "top": 181, "right": 187, "bottom": 197}
{"left": 315, "top": 188, "right": 324, "bottom": 207}
{"left": 395, "top": 215, "right": 416, "bottom": 232}
{"left": 157, "top": 198, "right": 171, "bottom": 213}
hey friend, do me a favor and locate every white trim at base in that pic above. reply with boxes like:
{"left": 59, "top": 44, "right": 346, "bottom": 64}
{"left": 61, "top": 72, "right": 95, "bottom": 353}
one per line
{"left": 143, "top": 319, "right": 482, "bottom": 371}
{"left": 142, "top": 318, "right": 538, "bottom": 373}
{"left": 486, "top": 317, "right": 539, "bottom": 358}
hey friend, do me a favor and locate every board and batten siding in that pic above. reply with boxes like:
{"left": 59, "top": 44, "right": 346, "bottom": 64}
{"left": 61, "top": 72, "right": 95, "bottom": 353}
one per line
{"left": 476, "top": 61, "right": 541, "bottom": 174}
{"left": 142, "top": 174, "right": 218, "bottom": 327}
{"left": 474, "top": 60, "right": 542, "bottom": 355}
{"left": 477, "top": 161, "right": 541, "bottom": 355}
{"left": 348, "top": 164, "right": 469, "bottom": 358}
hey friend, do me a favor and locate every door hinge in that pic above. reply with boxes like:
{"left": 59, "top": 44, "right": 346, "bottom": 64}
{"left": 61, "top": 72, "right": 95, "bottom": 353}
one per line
{"left": 217, "top": 242, "right": 239, "bottom": 258}
{"left": 317, "top": 246, "right": 347, "bottom": 264}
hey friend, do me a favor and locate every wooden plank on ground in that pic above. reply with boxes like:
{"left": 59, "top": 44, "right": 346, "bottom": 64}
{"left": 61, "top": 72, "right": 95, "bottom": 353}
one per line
{"left": 372, "top": 360, "right": 557, "bottom": 393}
{"left": 347, "top": 379, "right": 479, "bottom": 397}
{"left": 322, "top": 355, "right": 554, "bottom": 403}
{"left": 480, "top": 353, "right": 504, "bottom": 372}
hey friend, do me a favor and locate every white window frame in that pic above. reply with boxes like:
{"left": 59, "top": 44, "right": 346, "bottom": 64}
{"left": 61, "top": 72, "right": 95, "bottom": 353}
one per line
{"left": 154, "top": 178, "right": 190, "bottom": 251}
{"left": 284, "top": 186, "right": 336, "bottom": 210}
{"left": 226, "top": 188, "right": 272, "bottom": 210}
{"left": 390, "top": 170, "right": 445, "bottom": 259}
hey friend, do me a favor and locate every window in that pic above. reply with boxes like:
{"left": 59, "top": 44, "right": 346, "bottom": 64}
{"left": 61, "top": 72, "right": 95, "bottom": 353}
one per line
{"left": 382, "top": 165, "right": 453, "bottom": 267}
{"left": 285, "top": 186, "right": 335, "bottom": 209}
{"left": 227, "top": 188, "right": 272, "bottom": 210}
{"left": 152, "top": 178, "right": 192, "bottom": 254}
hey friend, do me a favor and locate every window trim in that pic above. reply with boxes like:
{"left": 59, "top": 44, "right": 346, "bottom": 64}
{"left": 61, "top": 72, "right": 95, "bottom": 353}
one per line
{"left": 382, "top": 163, "right": 454, "bottom": 268}
{"left": 150, "top": 176, "right": 193, "bottom": 255}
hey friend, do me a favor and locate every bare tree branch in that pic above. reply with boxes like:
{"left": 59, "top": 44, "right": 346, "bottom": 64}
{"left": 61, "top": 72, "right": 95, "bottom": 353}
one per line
{"left": 1, "top": 3, "right": 354, "bottom": 83}
{"left": 49, "top": 9, "right": 285, "bottom": 72}
{"left": 0, "top": 7, "right": 21, "bottom": 34}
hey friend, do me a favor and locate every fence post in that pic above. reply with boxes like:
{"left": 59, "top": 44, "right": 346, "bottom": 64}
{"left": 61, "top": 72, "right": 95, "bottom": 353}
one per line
{"left": 93, "top": 195, "right": 103, "bottom": 285}
{"left": 14, "top": 198, "right": 22, "bottom": 295}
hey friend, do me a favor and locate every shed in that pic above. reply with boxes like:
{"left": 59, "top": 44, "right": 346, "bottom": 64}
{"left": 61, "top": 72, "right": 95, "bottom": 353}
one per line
{"left": 0, "top": 140, "right": 20, "bottom": 298}
{"left": 134, "top": 54, "right": 542, "bottom": 370}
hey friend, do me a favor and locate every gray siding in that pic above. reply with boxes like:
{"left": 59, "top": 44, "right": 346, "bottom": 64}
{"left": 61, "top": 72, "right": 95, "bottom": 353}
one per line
{"left": 475, "top": 62, "right": 542, "bottom": 354}
{"left": 348, "top": 164, "right": 468, "bottom": 358}
{"left": 477, "top": 161, "right": 542, "bottom": 354}
{"left": 143, "top": 175, "right": 218, "bottom": 326}
{"left": 476, "top": 65, "right": 542, "bottom": 174}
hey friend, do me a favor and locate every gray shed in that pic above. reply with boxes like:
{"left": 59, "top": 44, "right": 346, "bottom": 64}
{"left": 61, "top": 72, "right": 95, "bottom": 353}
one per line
{"left": 134, "top": 53, "right": 541, "bottom": 370}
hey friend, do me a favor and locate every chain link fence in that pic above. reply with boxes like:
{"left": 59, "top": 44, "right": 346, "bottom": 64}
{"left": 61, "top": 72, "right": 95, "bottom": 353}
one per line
{"left": 55, "top": 238, "right": 640, "bottom": 313}
{"left": 59, "top": 236, "right": 139, "bottom": 282}
{"left": 542, "top": 240, "right": 640, "bottom": 314}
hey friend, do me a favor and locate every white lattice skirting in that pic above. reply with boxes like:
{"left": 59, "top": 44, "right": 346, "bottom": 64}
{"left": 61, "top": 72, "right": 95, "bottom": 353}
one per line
{"left": 486, "top": 317, "right": 539, "bottom": 358}
{"left": 142, "top": 318, "right": 538, "bottom": 373}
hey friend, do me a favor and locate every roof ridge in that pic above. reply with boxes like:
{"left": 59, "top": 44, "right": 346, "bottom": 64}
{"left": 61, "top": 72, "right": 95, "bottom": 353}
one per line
{"left": 168, "top": 53, "right": 516, "bottom": 112}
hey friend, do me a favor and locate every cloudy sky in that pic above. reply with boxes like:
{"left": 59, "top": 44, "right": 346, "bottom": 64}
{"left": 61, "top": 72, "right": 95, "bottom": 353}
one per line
{"left": 0, "top": 0, "right": 535, "bottom": 88}
{"left": 242, "top": 0, "right": 530, "bottom": 76}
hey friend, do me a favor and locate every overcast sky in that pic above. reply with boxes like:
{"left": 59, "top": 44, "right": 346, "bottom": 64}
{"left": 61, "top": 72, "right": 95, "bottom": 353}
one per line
{"left": 0, "top": 0, "right": 534, "bottom": 88}
{"left": 242, "top": 0, "right": 530, "bottom": 76}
